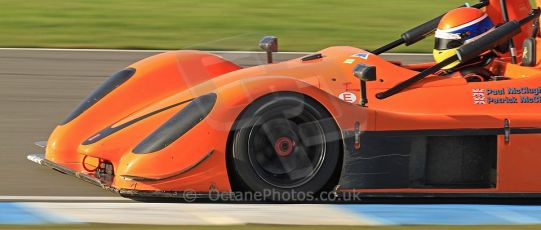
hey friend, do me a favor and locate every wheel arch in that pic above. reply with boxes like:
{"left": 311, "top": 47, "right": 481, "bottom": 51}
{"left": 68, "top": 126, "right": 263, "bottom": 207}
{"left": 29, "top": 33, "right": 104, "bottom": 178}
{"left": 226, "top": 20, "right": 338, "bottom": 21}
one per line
{"left": 224, "top": 91, "right": 344, "bottom": 192}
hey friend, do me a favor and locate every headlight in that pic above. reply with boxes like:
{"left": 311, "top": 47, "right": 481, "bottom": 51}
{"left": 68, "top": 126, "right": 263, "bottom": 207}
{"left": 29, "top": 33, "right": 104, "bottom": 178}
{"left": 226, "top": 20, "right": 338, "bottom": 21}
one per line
{"left": 132, "top": 93, "right": 217, "bottom": 154}
{"left": 61, "top": 68, "right": 136, "bottom": 125}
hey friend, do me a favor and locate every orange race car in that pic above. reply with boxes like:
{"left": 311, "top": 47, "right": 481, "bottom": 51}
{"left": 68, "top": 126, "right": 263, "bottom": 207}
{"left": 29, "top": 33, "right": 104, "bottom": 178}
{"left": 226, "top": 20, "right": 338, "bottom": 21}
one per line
{"left": 28, "top": 0, "right": 541, "bottom": 200}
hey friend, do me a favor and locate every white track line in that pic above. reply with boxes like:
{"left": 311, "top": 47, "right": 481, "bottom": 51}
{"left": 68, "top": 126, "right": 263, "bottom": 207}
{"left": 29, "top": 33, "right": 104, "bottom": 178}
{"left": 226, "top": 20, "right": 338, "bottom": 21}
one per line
{"left": 0, "top": 47, "right": 431, "bottom": 56}
{"left": 23, "top": 202, "right": 377, "bottom": 225}
{"left": 0, "top": 47, "right": 307, "bottom": 54}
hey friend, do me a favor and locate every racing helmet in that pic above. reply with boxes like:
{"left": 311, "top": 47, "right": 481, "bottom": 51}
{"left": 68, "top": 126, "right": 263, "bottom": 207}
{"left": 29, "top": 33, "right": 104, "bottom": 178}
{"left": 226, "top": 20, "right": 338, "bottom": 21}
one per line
{"left": 433, "top": 7, "right": 494, "bottom": 69}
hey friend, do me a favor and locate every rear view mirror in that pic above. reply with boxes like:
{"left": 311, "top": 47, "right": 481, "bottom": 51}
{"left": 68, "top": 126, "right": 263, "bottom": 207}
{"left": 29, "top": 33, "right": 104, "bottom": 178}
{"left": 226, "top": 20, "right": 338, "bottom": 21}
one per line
{"left": 353, "top": 64, "right": 376, "bottom": 107}
{"left": 353, "top": 64, "right": 377, "bottom": 82}
{"left": 259, "top": 36, "right": 278, "bottom": 63}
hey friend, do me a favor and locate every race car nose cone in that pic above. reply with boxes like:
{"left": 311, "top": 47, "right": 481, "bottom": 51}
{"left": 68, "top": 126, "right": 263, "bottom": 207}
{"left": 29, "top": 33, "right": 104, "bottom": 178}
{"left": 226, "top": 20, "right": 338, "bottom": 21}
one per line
{"left": 274, "top": 136, "right": 295, "bottom": 157}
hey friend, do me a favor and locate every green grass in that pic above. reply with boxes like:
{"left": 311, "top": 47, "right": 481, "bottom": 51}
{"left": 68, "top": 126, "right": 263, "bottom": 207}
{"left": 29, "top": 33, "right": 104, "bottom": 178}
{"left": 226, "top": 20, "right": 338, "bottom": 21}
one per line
{"left": 0, "top": 1, "right": 538, "bottom": 52}
{"left": 0, "top": 0, "right": 484, "bottom": 52}
{"left": 1, "top": 225, "right": 541, "bottom": 230}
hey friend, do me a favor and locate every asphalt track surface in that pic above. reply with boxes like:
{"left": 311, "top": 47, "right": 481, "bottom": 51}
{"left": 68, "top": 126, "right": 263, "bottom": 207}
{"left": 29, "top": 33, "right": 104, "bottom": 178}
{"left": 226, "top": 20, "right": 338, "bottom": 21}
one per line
{"left": 0, "top": 48, "right": 432, "bottom": 197}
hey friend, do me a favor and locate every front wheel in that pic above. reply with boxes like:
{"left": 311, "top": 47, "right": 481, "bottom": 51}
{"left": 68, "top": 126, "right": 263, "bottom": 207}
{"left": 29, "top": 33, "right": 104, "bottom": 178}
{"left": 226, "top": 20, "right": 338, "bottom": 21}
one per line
{"left": 230, "top": 93, "right": 341, "bottom": 196}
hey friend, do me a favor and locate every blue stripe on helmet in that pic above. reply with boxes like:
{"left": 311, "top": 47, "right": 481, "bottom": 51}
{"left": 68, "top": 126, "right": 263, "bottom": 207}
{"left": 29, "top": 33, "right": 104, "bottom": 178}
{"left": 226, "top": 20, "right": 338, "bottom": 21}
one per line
{"left": 444, "top": 16, "right": 494, "bottom": 41}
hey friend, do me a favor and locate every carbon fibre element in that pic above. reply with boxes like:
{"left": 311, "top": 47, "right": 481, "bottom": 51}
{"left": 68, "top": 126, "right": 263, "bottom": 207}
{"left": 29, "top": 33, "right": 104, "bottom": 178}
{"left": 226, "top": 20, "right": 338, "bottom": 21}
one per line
{"left": 120, "top": 149, "right": 214, "bottom": 181}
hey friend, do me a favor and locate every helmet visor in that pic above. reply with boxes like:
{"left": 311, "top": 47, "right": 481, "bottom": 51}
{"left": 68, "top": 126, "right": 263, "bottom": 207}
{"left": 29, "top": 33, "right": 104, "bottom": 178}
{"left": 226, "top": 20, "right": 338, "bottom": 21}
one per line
{"left": 434, "top": 38, "right": 464, "bottom": 50}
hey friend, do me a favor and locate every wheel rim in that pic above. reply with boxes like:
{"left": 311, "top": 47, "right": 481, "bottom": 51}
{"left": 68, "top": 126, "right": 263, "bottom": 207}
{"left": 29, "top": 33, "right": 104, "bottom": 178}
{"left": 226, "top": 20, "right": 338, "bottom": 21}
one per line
{"left": 247, "top": 104, "right": 327, "bottom": 189}
{"left": 274, "top": 136, "right": 295, "bottom": 157}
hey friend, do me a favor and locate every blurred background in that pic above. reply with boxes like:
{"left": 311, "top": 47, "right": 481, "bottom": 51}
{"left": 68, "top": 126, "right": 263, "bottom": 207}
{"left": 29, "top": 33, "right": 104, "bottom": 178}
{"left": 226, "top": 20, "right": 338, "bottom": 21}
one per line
{"left": 2, "top": 0, "right": 541, "bottom": 229}
{"left": 1, "top": 0, "right": 478, "bottom": 197}
{"left": 0, "top": 0, "right": 476, "bottom": 52}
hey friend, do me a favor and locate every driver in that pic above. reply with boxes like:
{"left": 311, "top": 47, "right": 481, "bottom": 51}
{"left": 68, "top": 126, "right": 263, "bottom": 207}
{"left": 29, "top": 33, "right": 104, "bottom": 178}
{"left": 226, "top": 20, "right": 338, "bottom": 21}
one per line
{"left": 433, "top": 7, "right": 496, "bottom": 82}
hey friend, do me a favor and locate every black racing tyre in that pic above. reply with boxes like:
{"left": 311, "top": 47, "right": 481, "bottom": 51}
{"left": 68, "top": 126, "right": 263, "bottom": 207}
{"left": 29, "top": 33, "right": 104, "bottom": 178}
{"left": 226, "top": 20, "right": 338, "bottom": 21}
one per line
{"left": 230, "top": 93, "right": 341, "bottom": 197}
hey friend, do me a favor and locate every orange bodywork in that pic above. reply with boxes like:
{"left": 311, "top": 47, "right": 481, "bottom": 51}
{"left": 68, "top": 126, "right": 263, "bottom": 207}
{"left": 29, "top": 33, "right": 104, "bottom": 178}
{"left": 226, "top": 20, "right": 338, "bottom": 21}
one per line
{"left": 40, "top": 0, "right": 541, "bottom": 197}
